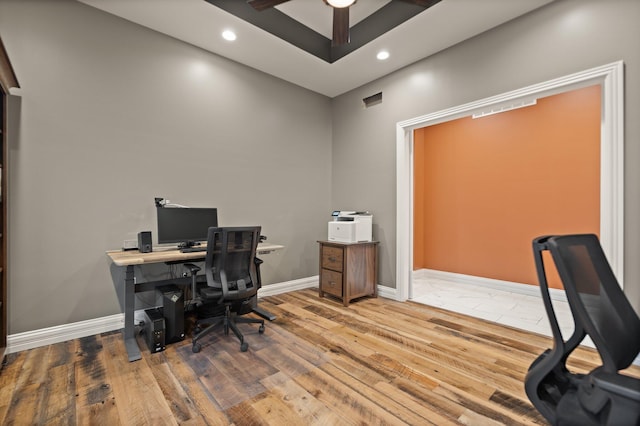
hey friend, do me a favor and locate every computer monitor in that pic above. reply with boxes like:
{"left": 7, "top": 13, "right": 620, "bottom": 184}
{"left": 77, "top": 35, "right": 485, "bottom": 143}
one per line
{"left": 156, "top": 207, "right": 218, "bottom": 248}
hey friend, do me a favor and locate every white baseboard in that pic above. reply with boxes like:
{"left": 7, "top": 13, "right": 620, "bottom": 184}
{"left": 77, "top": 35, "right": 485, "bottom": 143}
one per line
{"left": 6, "top": 276, "right": 319, "bottom": 355}
{"left": 419, "top": 269, "right": 568, "bottom": 302}
{"left": 8, "top": 274, "right": 638, "bottom": 367}
{"left": 377, "top": 284, "right": 398, "bottom": 300}
{"left": 257, "top": 276, "right": 318, "bottom": 297}
{"left": 7, "top": 314, "right": 124, "bottom": 354}
{"left": 258, "top": 276, "right": 397, "bottom": 300}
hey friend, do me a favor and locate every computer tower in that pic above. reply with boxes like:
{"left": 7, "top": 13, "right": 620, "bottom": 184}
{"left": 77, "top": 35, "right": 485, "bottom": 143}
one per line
{"left": 161, "top": 285, "right": 185, "bottom": 343}
{"left": 143, "top": 308, "right": 165, "bottom": 353}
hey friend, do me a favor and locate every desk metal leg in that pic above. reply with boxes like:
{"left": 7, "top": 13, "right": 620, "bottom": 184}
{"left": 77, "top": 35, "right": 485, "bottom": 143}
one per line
{"left": 124, "top": 265, "right": 141, "bottom": 362}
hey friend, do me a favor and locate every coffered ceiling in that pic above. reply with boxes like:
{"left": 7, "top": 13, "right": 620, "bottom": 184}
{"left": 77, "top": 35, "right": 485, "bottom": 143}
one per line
{"left": 79, "top": 0, "right": 554, "bottom": 97}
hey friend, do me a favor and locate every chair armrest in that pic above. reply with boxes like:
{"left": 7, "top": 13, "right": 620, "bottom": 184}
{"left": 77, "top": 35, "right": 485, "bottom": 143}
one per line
{"left": 183, "top": 263, "right": 201, "bottom": 275}
{"left": 183, "top": 263, "right": 202, "bottom": 305}
{"left": 591, "top": 371, "right": 640, "bottom": 401}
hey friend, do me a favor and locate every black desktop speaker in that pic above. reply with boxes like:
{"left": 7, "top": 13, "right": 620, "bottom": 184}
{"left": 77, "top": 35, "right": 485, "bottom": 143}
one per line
{"left": 138, "top": 231, "right": 152, "bottom": 253}
{"left": 160, "top": 286, "right": 185, "bottom": 344}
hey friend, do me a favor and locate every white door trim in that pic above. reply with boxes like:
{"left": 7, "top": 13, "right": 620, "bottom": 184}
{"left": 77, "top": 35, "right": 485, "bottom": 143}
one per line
{"left": 396, "top": 61, "right": 625, "bottom": 301}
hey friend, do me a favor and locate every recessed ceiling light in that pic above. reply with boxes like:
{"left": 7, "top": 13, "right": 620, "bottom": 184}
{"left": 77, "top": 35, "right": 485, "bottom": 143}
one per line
{"left": 222, "top": 30, "right": 237, "bottom": 41}
{"left": 377, "top": 50, "right": 390, "bottom": 61}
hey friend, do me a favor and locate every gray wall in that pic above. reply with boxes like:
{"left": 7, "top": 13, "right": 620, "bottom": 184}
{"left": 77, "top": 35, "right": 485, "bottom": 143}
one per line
{"left": 0, "top": 0, "right": 332, "bottom": 334}
{"left": 331, "top": 0, "right": 640, "bottom": 311}
{"left": 1, "top": 0, "right": 639, "bottom": 336}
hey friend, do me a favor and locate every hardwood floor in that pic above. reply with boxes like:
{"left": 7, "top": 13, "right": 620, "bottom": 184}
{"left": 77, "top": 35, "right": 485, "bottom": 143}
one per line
{"left": 0, "top": 288, "right": 635, "bottom": 425}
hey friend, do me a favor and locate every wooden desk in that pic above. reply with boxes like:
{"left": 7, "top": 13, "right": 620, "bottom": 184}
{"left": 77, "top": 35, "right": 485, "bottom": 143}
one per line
{"left": 106, "top": 243, "right": 283, "bottom": 362}
{"left": 107, "top": 243, "right": 284, "bottom": 266}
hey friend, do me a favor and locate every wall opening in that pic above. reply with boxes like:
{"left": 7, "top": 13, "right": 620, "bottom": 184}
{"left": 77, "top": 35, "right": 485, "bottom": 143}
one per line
{"left": 395, "top": 61, "right": 624, "bottom": 302}
{"left": 413, "top": 85, "right": 601, "bottom": 289}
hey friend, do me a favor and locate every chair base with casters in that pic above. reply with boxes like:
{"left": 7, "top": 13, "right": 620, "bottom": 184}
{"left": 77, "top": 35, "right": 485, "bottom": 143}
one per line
{"left": 191, "top": 301, "right": 265, "bottom": 353}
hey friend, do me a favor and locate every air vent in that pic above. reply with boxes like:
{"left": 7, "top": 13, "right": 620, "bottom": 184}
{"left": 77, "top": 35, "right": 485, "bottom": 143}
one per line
{"left": 472, "top": 98, "right": 537, "bottom": 119}
{"left": 363, "top": 92, "right": 382, "bottom": 108}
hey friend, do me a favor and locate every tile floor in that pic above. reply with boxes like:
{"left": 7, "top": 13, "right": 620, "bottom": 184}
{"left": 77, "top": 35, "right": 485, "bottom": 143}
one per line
{"left": 410, "top": 271, "right": 581, "bottom": 344}
{"left": 410, "top": 270, "right": 640, "bottom": 364}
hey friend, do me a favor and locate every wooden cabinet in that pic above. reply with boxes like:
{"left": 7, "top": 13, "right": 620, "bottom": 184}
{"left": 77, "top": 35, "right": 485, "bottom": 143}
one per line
{"left": 318, "top": 241, "right": 378, "bottom": 306}
{"left": 0, "top": 36, "right": 19, "bottom": 361}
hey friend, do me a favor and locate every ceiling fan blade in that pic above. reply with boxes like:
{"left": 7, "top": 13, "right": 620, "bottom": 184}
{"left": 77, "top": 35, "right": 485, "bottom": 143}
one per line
{"left": 332, "top": 6, "right": 350, "bottom": 46}
{"left": 395, "top": 0, "right": 441, "bottom": 7}
{"left": 247, "top": 0, "right": 291, "bottom": 12}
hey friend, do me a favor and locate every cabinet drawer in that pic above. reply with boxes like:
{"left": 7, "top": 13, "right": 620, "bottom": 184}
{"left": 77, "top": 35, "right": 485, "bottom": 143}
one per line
{"left": 321, "top": 269, "right": 343, "bottom": 297}
{"left": 321, "top": 246, "right": 343, "bottom": 271}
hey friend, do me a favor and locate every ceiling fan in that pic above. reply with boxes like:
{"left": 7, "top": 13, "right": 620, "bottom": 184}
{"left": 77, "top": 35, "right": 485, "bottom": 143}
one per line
{"left": 247, "top": 0, "right": 434, "bottom": 46}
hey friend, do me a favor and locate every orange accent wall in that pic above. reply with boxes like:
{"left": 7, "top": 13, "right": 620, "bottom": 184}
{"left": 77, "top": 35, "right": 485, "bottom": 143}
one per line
{"left": 413, "top": 85, "right": 601, "bottom": 288}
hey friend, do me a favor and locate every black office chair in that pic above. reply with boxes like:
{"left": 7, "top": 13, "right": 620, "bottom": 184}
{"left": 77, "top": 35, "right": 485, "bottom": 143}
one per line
{"left": 191, "top": 226, "right": 265, "bottom": 353}
{"left": 526, "top": 234, "right": 640, "bottom": 425}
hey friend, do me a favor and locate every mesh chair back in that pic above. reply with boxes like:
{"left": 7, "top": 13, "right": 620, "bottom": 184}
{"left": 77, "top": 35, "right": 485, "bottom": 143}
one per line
{"left": 205, "top": 226, "right": 261, "bottom": 302}
{"left": 547, "top": 234, "right": 640, "bottom": 372}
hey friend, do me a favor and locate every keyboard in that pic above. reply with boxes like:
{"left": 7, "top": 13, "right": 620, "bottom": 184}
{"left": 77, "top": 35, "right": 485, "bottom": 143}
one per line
{"left": 180, "top": 247, "right": 207, "bottom": 253}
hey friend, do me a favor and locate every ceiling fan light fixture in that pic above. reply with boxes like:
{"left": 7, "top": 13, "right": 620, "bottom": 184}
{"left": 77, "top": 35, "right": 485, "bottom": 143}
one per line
{"left": 326, "top": 0, "right": 356, "bottom": 8}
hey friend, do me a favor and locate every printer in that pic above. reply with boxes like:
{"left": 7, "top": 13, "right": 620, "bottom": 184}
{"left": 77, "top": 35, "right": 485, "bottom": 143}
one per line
{"left": 328, "top": 211, "right": 373, "bottom": 243}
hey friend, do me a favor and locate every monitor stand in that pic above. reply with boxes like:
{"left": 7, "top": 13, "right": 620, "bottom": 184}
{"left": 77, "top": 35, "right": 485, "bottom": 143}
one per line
{"left": 178, "top": 241, "right": 201, "bottom": 249}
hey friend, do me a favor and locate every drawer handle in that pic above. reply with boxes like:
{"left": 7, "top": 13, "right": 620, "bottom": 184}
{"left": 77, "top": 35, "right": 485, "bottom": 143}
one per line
{"left": 328, "top": 257, "right": 337, "bottom": 262}
{"left": 329, "top": 281, "right": 336, "bottom": 286}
